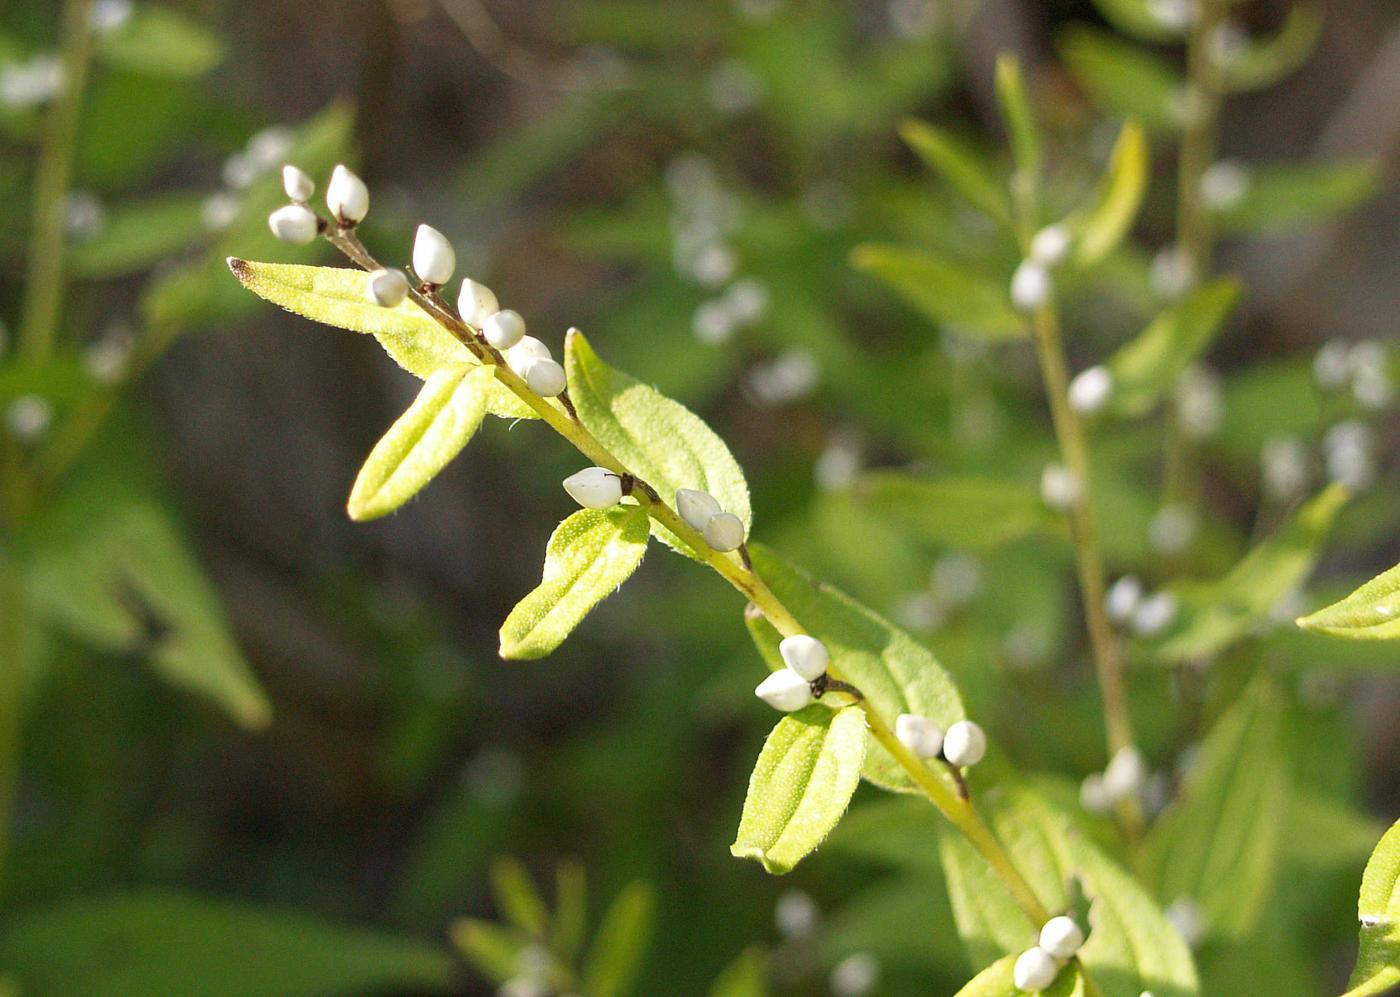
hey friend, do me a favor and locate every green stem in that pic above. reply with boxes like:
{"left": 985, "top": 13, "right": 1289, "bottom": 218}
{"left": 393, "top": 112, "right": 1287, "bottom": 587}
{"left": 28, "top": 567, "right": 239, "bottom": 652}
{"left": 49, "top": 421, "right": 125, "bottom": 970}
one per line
{"left": 16, "top": 0, "right": 97, "bottom": 362}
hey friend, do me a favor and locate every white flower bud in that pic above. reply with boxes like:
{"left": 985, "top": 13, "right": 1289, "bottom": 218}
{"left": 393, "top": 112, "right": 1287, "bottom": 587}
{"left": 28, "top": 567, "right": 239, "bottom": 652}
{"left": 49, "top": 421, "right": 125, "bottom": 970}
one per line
{"left": 523, "top": 357, "right": 567, "bottom": 397}
{"left": 1040, "top": 463, "right": 1081, "bottom": 512}
{"left": 1313, "top": 340, "right": 1352, "bottom": 390}
{"left": 1069, "top": 365, "right": 1114, "bottom": 414}
{"left": 703, "top": 511, "right": 746, "bottom": 552}
{"left": 412, "top": 224, "right": 456, "bottom": 286}
{"left": 1165, "top": 897, "right": 1206, "bottom": 949}
{"left": 1132, "top": 592, "right": 1179, "bottom": 636}
{"left": 1262, "top": 437, "right": 1309, "bottom": 499}
{"left": 676, "top": 488, "right": 722, "bottom": 532}
{"left": 1039, "top": 916, "right": 1086, "bottom": 960}
{"left": 942, "top": 720, "right": 986, "bottom": 767}
{"left": 1150, "top": 244, "right": 1196, "bottom": 300}
{"left": 5, "top": 395, "right": 52, "bottom": 443}
{"left": 1030, "top": 225, "right": 1072, "bottom": 267}
{"left": 1080, "top": 772, "right": 1112, "bottom": 815}
{"left": 368, "top": 268, "right": 409, "bottom": 308}
{"left": 774, "top": 890, "right": 820, "bottom": 939}
{"left": 326, "top": 164, "right": 368, "bottom": 224}
{"left": 1013, "top": 946, "right": 1061, "bottom": 992}
{"left": 282, "top": 164, "right": 314, "bottom": 203}
{"left": 1201, "top": 159, "right": 1248, "bottom": 211}
{"left": 267, "top": 203, "right": 319, "bottom": 245}
{"left": 458, "top": 278, "right": 500, "bottom": 328}
{"left": 779, "top": 634, "right": 829, "bottom": 681}
{"left": 830, "top": 953, "right": 880, "bottom": 997}
{"left": 895, "top": 713, "right": 944, "bottom": 760}
{"left": 562, "top": 467, "right": 623, "bottom": 509}
{"left": 1149, "top": 0, "right": 1194, "bottom": 30}
{"left": 506, "top": 336, "right": 551, "bottom": 376}
{"left": 755, "top": 668, "right": 814, "bottom": 712}
{"left": 1011, "top": 260, "right": 1051, "bottom": 312}
{"left": 1106, "top": 576, "right": 1144, "bottom": 625}
{"left": 1148, "top": 504, "right": 1197, "bottom": 555}
{"left": 483, "top": 309, "right": 526, "bottom": 350}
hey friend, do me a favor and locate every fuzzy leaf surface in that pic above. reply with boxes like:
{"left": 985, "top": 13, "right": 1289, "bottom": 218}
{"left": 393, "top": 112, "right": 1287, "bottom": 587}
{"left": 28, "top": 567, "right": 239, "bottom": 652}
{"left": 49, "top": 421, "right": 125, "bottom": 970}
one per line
{"left": 1347, "top": 818, "right": 1400, "bottom": 996}
{"left": 1298, "top": 561, "right": 1400, "bottom": 640}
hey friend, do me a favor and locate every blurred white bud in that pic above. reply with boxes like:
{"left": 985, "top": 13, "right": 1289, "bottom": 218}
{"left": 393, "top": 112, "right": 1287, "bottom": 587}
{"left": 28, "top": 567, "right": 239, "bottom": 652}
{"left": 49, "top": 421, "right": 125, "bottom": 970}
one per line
{"left": 706, "top": 58, "right": 764, "bottom": 114}
{"left": 0, "top": 55, "right": 64, "bottom": 109}
{"left": 830, "top": 953, "right": 881, "bottom": 997}
{"left": 506, "top": 336, "right": 551, "bottom": 376}
{"left": 1324, "top": 420, "right": 1375, "bottom": 490}
{"left": 692, "top": 298, "right": 737, "bottom": 345}
{"left": 1261, "top": 437, "right": 1309, "bottom": 500}
{"left": 1039, "top": 916, "right": 1086, "bottom": 960}
{"left": 1030, "top": 224, "right": 1072, "bottom": 267}
{"left": 221, "top": 151, "right": 257, "bottom": 190}
{"left": 676, "top": 488, "right": 722, "bottom": 532}
{"left": 1011, "top": 260, "right": 1051, "bottom": 312}
{"left": 815, "top": 430, "right": 862, "bottom": 491}
{"left": 1132, "top": 591, "right": 1179, "bottom": 636}
{"left": 1013, "top": 947, "right": 1061, "bottom": 992}
{"left": 1040, "top": 463, "right": 1082, "bottom": 512}
{"left": 1165, "top": 897, "right": 1207, "bottom": 949}
{"left": 734, "top": 0, "right": 783, "bottom": 21}
{"left": 1069, "top": 365, "right": 1114, "bottom": 414}
{"left": 1206, "top": 22, "right": 1247, "bottom": 69}
{"left": 755, "top": 668, "right": 813, "bottom": 713}
{"left": 201, "top": 191, "right": 240, "bottom": 232}
{"left": 91, "top": 0, "right": 134, "bottom": 33}
{"left": 895, "top": 592, "right": 946, "bottom": 633}
{"left": 1313, "top": 339, "right": 1353, "bottom": 391}
{"left": 779, "top": 634, "right": 829, "bottom": 681}
{"left": 458, "top": 279, "right": 500, "bottom": 328}
{"left": 1103, "top": 745, "right": 1147, "bottom": 803}
{"left": 1003, "top": 624, "right": 1052, "bottom": 671}
{"left": 664, "top": 152, "right": 718, "bottom": 200}
{"left": 724, "top": 277, "right": 770, "bottom": 326}
{"left": 896, "top": 713, "right": 945, "bottom": 759}
{"left": 63, "top": 190, "right": 106, "bottom": 240}
{"left": 412, "top": 224, "right": 456, "bottom": 286}
{"left": 368, "top": 268, "right": 409, "bottom": 308}
{"left": 889, "top": 0, "right": 939, "bottom": 41}
{"left": 774, "top": 889, "right": 820, "bottom": 939}
{"left": 932, "top": 554, "right": 981, "bottom": 605}
{"left": 1353, "top": 366, "right": 1394, "bottom": 410}
{"left": 268, "top": 203, "right": 319, "bottom": 244}
{"left": 247, "top": 126, "right": 295, "bottom": 168}
{"left": 5, "top": 395, "right": 53, "bottom": 443}
{"left": 326, "top": 164, "right": 369, "bottom": 224}
{"left": 690, "top": 243, "right": 737, "bottom": 287}
{"left": 82, "top": 329, "right": 132, "bottom": 384}
{"left": 1106, "top": 575, "right": 1144, "bottom": 625}
{"left": 943, "top": 720, "right": 986, "bottom": 767}
{"left": 1175, "top": 365, "right": 1223, "bottom": 439}
{"left": 523, "top": 357, "right": 567, "bottom": 398}
{"left": 1149, "top": 0, "right": 1194, "bottom": 29}
{"left": 562, "top": 467, "right": 624, "bottom": 509}
{"left": 1201, "top": 159, "right": 1249, "bottom": 211}
{"left": 704, "top": 511, "right": 746, "bottom": 552}
{"left": 1080, "top": 772, "right": 1112, "bottom": 815}
{"left": 282, "top": 164, "right": 315, "bottom": 203}
{"left": 747, "top": 348, "right": 819, "bottom": 406}
{"left": 1150, "top": 244, "right": 1197, "bottom": 300}
{"left": 484, "top": 309, "right": 526, "bottom": 350}
{"left": 1148, "top": 504, "right": 1197, "bottom": 556}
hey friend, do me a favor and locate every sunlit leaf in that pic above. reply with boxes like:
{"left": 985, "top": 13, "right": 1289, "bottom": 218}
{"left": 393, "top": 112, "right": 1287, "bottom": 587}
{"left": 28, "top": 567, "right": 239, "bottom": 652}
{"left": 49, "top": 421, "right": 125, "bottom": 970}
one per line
{"left": 732, "top": 705, "right": 868, "bottom": 875}
{"left": 499, "top": 505, "right": 650, "bottom": 660}
{"left": 708, "top": 946, "right": 768, "bottom": 997}
{"left": 1058, "top": 26, "right": 1184, "bottom": 133}
{"left": 347, "top": 365, "right": 491, "bottom": 521}
{"left": 851, "top": 244, "right": 1025, "bottom": 339}
{"left": 450, "top": 919, "right": 525, "bottom": 986}
{"left": 1218, "top": 5, "right": 1323, "bottom": 93}
{"left": 850, "top": 473, "right": 1060, "bottom": 550}
{"left": 489, "top": 857, "right": 550, "bottom": 938}
{"left": 900, "top": 119, "right": 1012, "bottom": 227}
{"left": 96, "top": 5, "right": 225, "bottom": 79}
{"left": 1072, "top": 120, "right": 1148, "bottom": 266}
{"left": 1298, "top": 561, "right": 1400, "bottom": 640}
{"left": 1213, "top": 160, "right": 1380, "bottom": 236}
{"left": 581, "top": 881, "right": 655, "bottom": 997}
{"left": 1344, "top": 817, "right": 1400, "bottom": 996}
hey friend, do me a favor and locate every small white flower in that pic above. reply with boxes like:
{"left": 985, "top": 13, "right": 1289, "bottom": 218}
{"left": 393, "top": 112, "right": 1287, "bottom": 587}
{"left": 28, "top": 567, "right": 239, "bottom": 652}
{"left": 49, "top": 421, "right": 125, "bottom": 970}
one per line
{"left": 1148, "top": 504, "right": 1197, "bottom": 556}
{"left": 1068, "top": 365, "right": 1114, "bottom": 414}
{"left": 829, "top": 953, "right": 880, "bottom": 997}
{"left": 1132, "top": 591, "right": 1179, "bottom": 636}
{"left": 326, "top": 164, "right": 369, "bottom": 224}
{"left": 562, "top": 467, "right": 623, "bottom": 509}
{"left": 1103, "top": 745, "right": 1147, "bottom": 803}
{"left": 5, "top": 395, "right": 53, "bottom": 443}
{"left": 1313, "top": 340, "right": 1353, "bottom": 391}
{"left": 703, "top": 511, "right": 746, "bottom": 552}
{"left": 1201, "top": 159, "right": 1249, "bottom": 211}
{"left": 282, "top": 164, "right": 315, "bottom": 203}
{"left": 412, "top": 224, "right": 456, "bottom": 286}
{"left": 1011, "top": 260, "right": 1051, "bottom": 312}
{"left": 774, "top": 889, "right": 820, "bottom": 939}
{"left": 779, "top": 634, "right": 829, "bottom": 681}
{"left": 895, "top": 713, "right": 944, "bottom": 759}
{"left": 942, "top": 720, "right": 986, "bottom": 767}
{"left": 1150, "top": 244, "right": 1197, "bottom": 301}
{"left": 523, "top": 358, "right": 567, "bottom": 398}
{"left": 1040, "top": 463, "right": 1081, "bottom": 512}
{"left": 1039, "top": 916, "right": 1086, "bottom": 960}
{"left": 676, "top": 488, "right": 722, "bottom": 532}
{"left": 1030, "top": 225, "right": 1072, "bottom": 267}
{"left": 368, "top": 268, "right": 409, "bottom": 308}
{"left": 755, "top": 668, "right": 814, "bottom": 712}
{"left": 267, "top": 203, "right": 319, "bottom": 245}
{"left": 1013, "top": 946, "right": 1062, "bottom": 992}
{"left": 505, "top": 336, "right": 552, "bottom": 376}
{"left": 1106, "top": 575, "right": 1144, "bottom": 624}
{"left": 1080, "top": 772, "right": 1112, "bottom": 814}
{"left": 483, "top": 309, "right": 526, "bottom": 350}
{"left": 458, "top": 278, "right": 500, "bottom": 328}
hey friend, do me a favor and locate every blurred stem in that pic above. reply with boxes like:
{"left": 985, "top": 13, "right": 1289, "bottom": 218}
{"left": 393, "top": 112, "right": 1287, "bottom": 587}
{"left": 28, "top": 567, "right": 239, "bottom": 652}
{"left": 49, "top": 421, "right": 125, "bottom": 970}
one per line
{"left": 311, "top": 225, "right": 1054, "bottom": 928}
{"left": 17, "top": 0, "right": 97, "bottom": 362}
{"left": 0, "top": 557, "right": 26, "bottom": 891}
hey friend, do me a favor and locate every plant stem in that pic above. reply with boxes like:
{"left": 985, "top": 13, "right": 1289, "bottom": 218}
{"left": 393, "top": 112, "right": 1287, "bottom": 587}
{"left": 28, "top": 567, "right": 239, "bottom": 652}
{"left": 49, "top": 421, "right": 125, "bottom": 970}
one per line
{"left": 16, "top": 0, "right": 97, "bottom": 362}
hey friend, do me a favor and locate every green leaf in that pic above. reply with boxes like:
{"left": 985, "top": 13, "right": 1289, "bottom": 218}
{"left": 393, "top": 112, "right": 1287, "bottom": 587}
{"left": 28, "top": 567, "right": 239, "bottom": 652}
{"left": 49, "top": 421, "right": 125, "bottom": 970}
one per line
{"left": 499, "top": 505, "right": 650, "bottom": 660}
{"left": 1058, "top": 27, "right": 1185, "bottom": 133}
{"left": 581, "top": 881, "right": 655, "bottom": 997}
{"left": 450, "top": 919, "right": 528, "bottom": 985}
{"left": 1104, "top": 279, "right": 1241, "bottom": 417}
{"left": 731, "top": 706, "right": 867, "bottom": 875}
{"left": 851, "top": 473, "right": 1059, "bottom": 550}
{"left": 564, "top": 329, "right": 750, "bottom": 556}
{"left": 347, "top": 365, "right": 490, "bottom": 521}
{"left": 1218, "top": 5, "right": 1323, "bottom": 93}
{"left": 490, "top": 856, "right": 550, "bottom": 937}
{"left": 1148, "top": 484, "right": 1349, "bottom": 662}
{"left": 708, "top": 947, "right": 768, "bottom": 997}
{"left": 96, "top": 5, "right": 225, "bottom": 79}
{"left": 748, "top": 546, "right": 966, "bottom": 794}
{"left": 0, "top": 890, "right": 454, "bottom": 997}
{"left": 1088, "top": 0, "right": 1191, "bottom": 42}
{"left": 227, "top": 260, "right": 535, "bottom": 420}
{"left": 1072, "top": 120, "right": 1149, "bottom": 266}
{"left": 940, "top": 784, "right": 1198, "bottom": 997}
{"left": 995, "top": 55, "right": 1042, "bottom": 179}
{"left": 68, "top": 192, "right": 207, "bottom": 278}
{"left": 1298, "top": 561, "right": 1400, "bottom": 640}
{"left": 1146, "top": 679, "right": 1288, "bottom": 940}
{"left": 955, "top": 954, "right": 1086, "bottom": 996}
{"left": 1345, "top": 817, "right": 1400, "bottom": 997}
{"left": 850, "top": 244, "right": 1025, "bottom": 340}
{"left": 899, "top": 119, "right": 1012, "bottom": 227}
{"left": 551, "top": 860, "right": 589, "bottom": 963}
{"left": 1213, "top": 160, "right": 1380, "bottom": 236}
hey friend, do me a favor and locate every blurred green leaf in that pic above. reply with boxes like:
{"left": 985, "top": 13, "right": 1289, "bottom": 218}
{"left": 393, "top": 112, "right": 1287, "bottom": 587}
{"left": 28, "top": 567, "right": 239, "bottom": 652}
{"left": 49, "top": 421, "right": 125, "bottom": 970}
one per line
{"left": 1104, "top": 279, "right": 1241, "bottom": 417}
{"left": 582, "top": 881, "right": 655, "bottom": 997}
{"left": 995, "top": 55, "right": 1042, "bottom": 180}
{"left": 1219, "top": 4, "right": 1323, "bottom": 93}
{"left": 731, "top": 705, "right": 867, "bottom": 875}
{"left": 552, "top": 861, "right": 589, "bottom": 963}
{"left": 900, "top": 119, "right": 1012, "bottom": 227}
{"left": 1213, "top": 160, "right": 1380, "bottom": 235}
{"left": 708, "top": 946, "right": 768, "bottom": 997}
{"left": 955, "top": 954, "right": 1086, "bottom": 996}
{"left": 68, "top": 192, "right": 207, "bottom": 278}
{"left": 1147, "top": 679, "right": 1287, "bottom": 940}
{"left": 1298, "top": 560, "right": 1400, "bottom": 640}
{"left": 1345, "top": 818, "right": 1400, "bottom": 996}
{"left": 347, "top": 365, "right": 491, "bottom": 521}
{"left": 1072, "top": 120, "right": 1148, "bottom": 266}
{"left": 490, "top": 857, "right": 550, "bottom": 938}
{"left": 0, "top": 890, "right": 455, "bottom": 996}
{"left": 96, "top": 5, "right": 224, "bottom": 78}
{"left": 450, "top": 918, "right": 528, "bottom": 986}
{"left": 1088, "top": 0, "right": 1191, "bottom": 43}
{"left": 499, "top": 505, "right": 650, "bottom": 660}
{"left": 749, "top": 545, "right": 966, "bottom": 794}
{"left": 565, "top": 329, "right": 750, "bottom": 557}
{"left": 851, "top": 244, "right": 1025, "bottom": 339}
{"left": 851, "top": 473, "right": 1059, "bottom": 550}
{"left": 1058, "top": 27, "right": 1184, "bottom": 133}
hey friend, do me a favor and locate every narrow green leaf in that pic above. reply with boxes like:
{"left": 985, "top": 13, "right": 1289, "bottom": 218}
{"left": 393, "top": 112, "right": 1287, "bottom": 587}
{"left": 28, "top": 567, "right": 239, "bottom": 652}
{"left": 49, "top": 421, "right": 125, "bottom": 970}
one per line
{"left": 450, "top": 919, "right": 527, "bottom": 985}
{"left": 490, "top": 857, "right": 550, "bottom": 938}
{"left": 564, "top": 330, "right": 750, "bottom": 557}
{"left": 955, "top": 954, "right": 1086, "bottom": 996}
{"left": 1298, "top": 561, "right": 1400, "bottom": 640}
{"left": 499, "top": 505, "right": 650, "bottom": 660}
{"left": 1105, "top": 279, "right": 1241, "bottom": 417}
{"left": 995, "top": 55, "right": 1042, "bottom": 179}
{"left": 1213, "top": 160, "right": 1380, "bottom": 235}
{"left": 1346, "top": 818, "right": 1400, "bottom": 997}
{"left": 1088, "top": 0, "right": 1191, "bottom": 42}
{"left": 731, "top": 706, "right": 868, "bottom": 875}
{"left": 1149, "top": 484, "right": 1349, "bottom": 662}
{"left": 347, "top": 365, "right": 490, "bottom": 521}
{"left": 748, "top": 546, "right": 966, "bottom": 794}
{"left": 1058, "top": 26, "right": 1185, "bottom": 133}
{"left": 1219, "top": 4, "right": 1323, "bottom": 93}
{"left": 1072, "top": 120, "right": 1149, "bottom": 266}
{"left": 708, "top": 947, "right": 768, "bottom": 997}
{"left": 850, "top": 244, "right": 1025, "bottom": 340}
{"left": 551, "top": 861, "right": 589, "bottom": 963}
{"left": 581, "top": 881, "right": 655, "bottom": 997}
{"left": 899, "top": 119, "right": 1013, "bottom": 227}
{"left": 0, "top": 890, "right": 455, "bottom": 997}
{"left": 227, "top": 260, "right": 535, "bottom": 420}
{"left": 851, "top": 473, "right": 1059, "bottom": 550}
{"left": 1147, "top": 679, "right": 1287, "bottom": 940}
{"left": 96, "top": 5, "right": 225, "bottom": 79}
{"left": 68, "top": 192, "right": 207, "bottom": 278}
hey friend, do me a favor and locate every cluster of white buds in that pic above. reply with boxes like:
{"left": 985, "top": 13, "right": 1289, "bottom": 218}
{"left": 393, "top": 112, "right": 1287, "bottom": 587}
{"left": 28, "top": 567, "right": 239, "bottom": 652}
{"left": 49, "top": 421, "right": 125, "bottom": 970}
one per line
{"left": 754, "top": 633, "right": 829, "bottom": 712}
{"left": 267, "top": 162, "right": 328, "bottom": 245}
{"left": 1068, "top": 365, "right": 1114, "bottom": 415}
{"left": 562, "top": 467, "right": 625, "bottom": 509}
{"left": 1081, "top": 745, "right": 1148, "bottom": 815}
{"left": 1314, "top": 339, "right": 1394, "bottom": 411}
{"left": 0, "top": 54, "right": 63, "bottom": 110}
{"left": 1106, "top": 579, "right": 1179, "bottom": 638}
{"left": 455, "top": 278, "right": 567, "bottom": 398}
{"left": 1011, "top": 258, "right": 1052, "bottom": 313}
{"left": 895, "top": 711, "right": 987, "bottom": 768}
{"left": 1040, "top": 463, "right": 1081, "bottom": 512}
{"left": 676, "top": 487, "right": 746, "bottom": 552}
{"left": 1014, "top": 915, "right": 1086, "bottom": 992}
{"left": 1029, "top": 224, "right": 1072, "bottom": 268}
{"left": 1105, "top": 575, "right": 1144, "bottom": 625}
